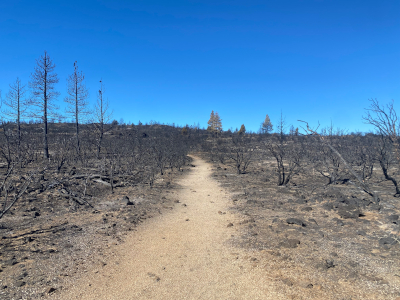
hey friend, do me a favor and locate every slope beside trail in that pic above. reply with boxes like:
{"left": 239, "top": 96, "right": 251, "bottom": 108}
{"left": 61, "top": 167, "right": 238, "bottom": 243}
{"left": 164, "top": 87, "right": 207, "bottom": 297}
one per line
{"left": 57, "top": 156, "right": 280, "bottom": 300}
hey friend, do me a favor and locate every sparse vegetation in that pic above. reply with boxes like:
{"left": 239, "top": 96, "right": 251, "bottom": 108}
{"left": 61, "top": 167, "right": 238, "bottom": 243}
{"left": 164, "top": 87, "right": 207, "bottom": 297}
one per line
{"left": 1, "top": 52, "right": 399, "bottom": 299}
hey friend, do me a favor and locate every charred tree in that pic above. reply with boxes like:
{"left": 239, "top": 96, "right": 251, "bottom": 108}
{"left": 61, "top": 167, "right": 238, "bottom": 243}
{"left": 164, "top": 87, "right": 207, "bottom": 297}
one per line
{"left": 29, "top": 51, "right": 60, "bottom": 159}
{"left": 65, "top": 61, "right": 89, "bottom": 156}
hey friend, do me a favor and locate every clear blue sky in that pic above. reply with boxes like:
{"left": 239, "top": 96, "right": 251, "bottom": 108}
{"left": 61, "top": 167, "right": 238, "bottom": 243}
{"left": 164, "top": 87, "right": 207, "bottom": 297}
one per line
{"left": 1, "top": 0, "right": 399, "bottom": 133}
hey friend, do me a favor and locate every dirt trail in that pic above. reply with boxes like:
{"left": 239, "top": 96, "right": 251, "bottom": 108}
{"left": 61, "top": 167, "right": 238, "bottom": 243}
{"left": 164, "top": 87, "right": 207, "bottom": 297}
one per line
{"left": 57, "top": 156, "right": 279, "bottom": 300}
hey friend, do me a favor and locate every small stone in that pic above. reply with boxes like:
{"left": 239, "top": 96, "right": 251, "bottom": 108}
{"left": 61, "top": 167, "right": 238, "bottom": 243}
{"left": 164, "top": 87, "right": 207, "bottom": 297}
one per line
{"left": 227, "top": 223, "right": 234, "bottom": 227}
{"left": 337, "top": 207, "right": 362, "bottom": 219}
{"left": 18, "top": 272, "right": 28, "bottom": 280}
{"left": 279, "top": 239, "right": 300, "bottom": 248}
{"left": 388, "top": 215, "right": 399, "bottom": 224}
{"left": 316, "top": 259, "right": 335, "bottom": 270}
{"left": 286, "top": 218, "right": 306, "bottom": 227}
{"left": 281, "top": 278, "right": 293, "bottom": 286}
{"left": 185, "top": 219, "right": 189, "bottom": 221}
{"left": 325, "top": 260, "right": 335, "bottom": 268}
{"left": 47, "top": 287, "right": 57, "bottom": 294}
{"left": 332, "top": 218, "right": 345, "bottom": 226}
{"left": 379, "top": 237, "right": 397, "bottom": 246}
{"left": 301, "top": 207, "right": 313, "bottom": 212}
{"left": 15, "top": 281, "right": 26, "bottom": 287}
{"left": 5, "top": 259, "right": 18, "bottom": 266}
{"left": 121, "top": 196, "right": 134, "bottom": 205}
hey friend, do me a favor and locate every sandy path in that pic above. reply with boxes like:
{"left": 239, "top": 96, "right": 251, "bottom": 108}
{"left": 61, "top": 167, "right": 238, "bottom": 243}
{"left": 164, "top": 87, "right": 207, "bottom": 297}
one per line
{"left": 57, "top": 156, "right": 280, "bottom": 300}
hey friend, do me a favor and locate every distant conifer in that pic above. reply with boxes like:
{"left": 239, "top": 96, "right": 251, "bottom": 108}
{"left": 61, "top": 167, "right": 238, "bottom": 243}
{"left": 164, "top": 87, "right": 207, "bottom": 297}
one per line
{"left": 207, "top": 110, "right": 223, "bottom": 133}
{"left": 238, "top": 124, "right": 246, "bottom": 135}
{"left": 261, "top": 114, "right": 273, "bottom": 134}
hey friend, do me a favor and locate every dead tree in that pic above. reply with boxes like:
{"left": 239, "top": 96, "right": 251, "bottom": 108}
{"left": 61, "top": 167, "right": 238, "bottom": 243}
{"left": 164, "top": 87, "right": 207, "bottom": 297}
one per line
{"left": 363, "top": 99, "right": 399, "bottom": 148}
{"left": 299, "top": 120, "right": 380, "bottom": 203}
{"left": 308, "top": 132, "right": 350, "bottom": 185}
{"left": 29, "top": 51, "right": 60, "bottom": 159}
{"left": 65, "top": 61, "right": 89, "bottom": 155}
{"left": 363, "top": 99, "right": 400, "bottom": 196}
{"left": 349, "top": 135, "right": 375, "bottom": 182}
{"left": 93, "top": 80, "right": 112, "bottom": 158}
{"left": 265, "top": 135, "right": 304, "bottom": 186}
{"left": 227, "top": 135, "right": 254, "bottom": 174}
{"left": 3, "top": 77, "right": 28, "bottom": 151}
{"left": 276, "top": 110, "right": 287, "bottom": 140}
{"left": 375, "top": 135, "right": 400, "bottom": 195}
{"left": 52, "top": 136, "right": 74, "bottom": 173}
{"left": 0, "top": 165, "right": 38, "bottom": 219}
{"left": 0, "top": 122, "right": 18, "bottom": 170}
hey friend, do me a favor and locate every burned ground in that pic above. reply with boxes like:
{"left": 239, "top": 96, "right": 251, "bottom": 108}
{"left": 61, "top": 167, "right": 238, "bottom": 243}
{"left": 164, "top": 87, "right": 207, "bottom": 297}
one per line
{"left": 2, "top": 125, "right": 400, "bottom": 299}
{"left": 198, "top": 149, "right": 400, "bottom": 299}
{"left": 0, "top": 162, "right": 193, "bottom": 300}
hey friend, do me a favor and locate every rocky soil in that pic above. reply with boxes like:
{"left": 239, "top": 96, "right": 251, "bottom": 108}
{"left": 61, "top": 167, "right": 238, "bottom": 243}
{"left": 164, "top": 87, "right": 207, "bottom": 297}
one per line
{"left": 201, "top": 152, "right": 400, "bottom": 299}
{"left": 0, "top": 163, "right": 191, "bottom": 300}
{"left": 2, "top": 152, "right": 400, "bottom": 299}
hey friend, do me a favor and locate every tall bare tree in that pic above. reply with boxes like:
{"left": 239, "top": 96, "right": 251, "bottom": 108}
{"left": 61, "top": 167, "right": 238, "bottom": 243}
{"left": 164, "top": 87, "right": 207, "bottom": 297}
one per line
{"left": 29, "top": 51, "right": 59, "bottom": 159}
{"left": 65, "top": 61, "right": 89, "bottom": 155}
{"left": 94, "top": 80, "right": 112, "bottom": 158}
{"left": 276, "top": 110, "right": 287, "bottom": 139}
{"left": 3, "top": 78, "right": 28, "bottom": 149}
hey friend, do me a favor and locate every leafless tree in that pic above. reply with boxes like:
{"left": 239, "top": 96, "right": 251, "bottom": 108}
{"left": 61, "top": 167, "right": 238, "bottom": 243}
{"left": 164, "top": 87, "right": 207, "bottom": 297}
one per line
{"left": 52, "top": 135, "right": 74, "bottom": 173}
{"left": 29, "top": 51, "right": 60, "bottom": 159}
{"left": 349, "top": 135, "right": 375, "bottom": 182}
{"left": 93, "top": 80, "right": 112, "bottom": 158}
{"left": 307, "top": 128, "right": 350, "bottom": 185}
{"left": 362, "top": 100, "right": 400, "bottom": 196}
{"left": 227, "top": 135, "right": 254, "bottom": 174}
{"left": 299, "top": 120, "right": 380, "bottom": 203}
{"left": 265, "top": 135, "right": 304, "bottom": 186}
{"left": 65, "top": 61, "right": 89, "bottom": 155}
{"left": 0, "top": 164, "right": 39, "bottom": 220}
{"left": 3, "top": 78, "right": 28, "bottom": 150}
{"left": 363, "top": 99, "right": 400, "bottom": 161}
{"left": 276, "top": 110, "right": 287, "bottom": 140}
{"left": 375, "top": 135, "right": 400, "bottom": 195}
{"left": 0, "top": 122, "right": 16, "bottom": 170}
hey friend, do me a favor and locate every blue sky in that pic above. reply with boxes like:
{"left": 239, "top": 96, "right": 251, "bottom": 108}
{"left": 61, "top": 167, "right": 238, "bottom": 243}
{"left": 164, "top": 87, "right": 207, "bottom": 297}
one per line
{"left": 0, "top": 0, "right": 399, "bottom": 133}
